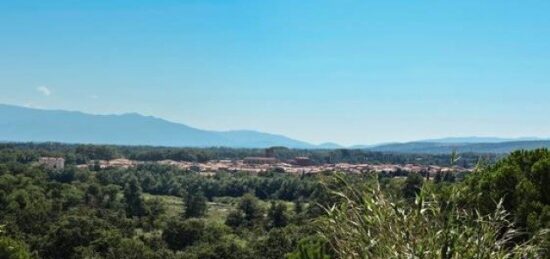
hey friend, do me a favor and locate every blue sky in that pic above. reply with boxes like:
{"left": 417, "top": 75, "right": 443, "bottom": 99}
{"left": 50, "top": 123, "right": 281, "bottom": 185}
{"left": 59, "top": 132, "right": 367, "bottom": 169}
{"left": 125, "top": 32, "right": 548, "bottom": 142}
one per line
{"left": 1, "top": 0, "right": 550, "bottom": 145}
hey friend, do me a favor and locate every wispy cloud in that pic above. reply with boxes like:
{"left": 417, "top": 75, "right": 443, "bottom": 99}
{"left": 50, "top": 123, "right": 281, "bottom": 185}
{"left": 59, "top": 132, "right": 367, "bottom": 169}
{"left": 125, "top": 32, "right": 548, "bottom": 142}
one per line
{"left": 37, "top": 86, "right": 51, "bottom": 96}
{"left": 90, "top": 94, "right": 99, "bottom": 99}
{"left": 23, "top": 102, "right": 42, "bottom": 109}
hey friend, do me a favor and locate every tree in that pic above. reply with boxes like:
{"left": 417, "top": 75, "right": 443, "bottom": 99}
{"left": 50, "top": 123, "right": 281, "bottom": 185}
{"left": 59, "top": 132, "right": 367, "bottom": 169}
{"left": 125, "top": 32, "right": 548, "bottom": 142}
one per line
{"left": 267, "top": 202, "right": 288, "bottom": 228}
{"left": 162, "top": 219, "right": 205, "bottom": 250}
{"left": 41, "top": 215, "right": 107, "bottom": 258}
{"left": 225, "top": 210, "right": 245, "bottom": 229}
{"left": 465, "top": 149, "right": 550, "bottom": 234}
{"left": 401, "top": 172, "right": 424, "bottom": 199}
{"left": 162, "top": 218, "right": 225, "bottom": 251}
{"left": 252, "top": 228, "right": 295, "bottom": 259}
{"left": 238, "top": 193, "right": 263, "bottom": 227}
{"left": 124, "top": 177, "right": 147, "bottom": 217}
{"left": 85, "top": 183, "right": 101, "bottom": 207}
{"left": 184, "top": 191, "right": 207, "bottom": 219}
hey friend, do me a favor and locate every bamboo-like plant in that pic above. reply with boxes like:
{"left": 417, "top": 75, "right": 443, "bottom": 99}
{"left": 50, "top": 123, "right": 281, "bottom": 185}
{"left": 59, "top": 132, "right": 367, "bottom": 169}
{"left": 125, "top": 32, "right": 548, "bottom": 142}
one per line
{"left": 316, "top": 176, "right": 548, "bottom": 259}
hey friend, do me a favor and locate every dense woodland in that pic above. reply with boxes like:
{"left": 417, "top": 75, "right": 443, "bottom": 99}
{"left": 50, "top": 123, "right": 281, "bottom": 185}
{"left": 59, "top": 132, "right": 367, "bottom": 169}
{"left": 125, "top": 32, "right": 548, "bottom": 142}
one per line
{"left": 0, "top": 144, "right": 549, "bottom": 258}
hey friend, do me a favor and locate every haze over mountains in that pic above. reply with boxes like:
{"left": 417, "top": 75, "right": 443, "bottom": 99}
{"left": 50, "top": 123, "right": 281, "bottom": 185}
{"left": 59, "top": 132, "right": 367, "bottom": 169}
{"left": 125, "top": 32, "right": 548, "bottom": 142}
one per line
{"left": 1, "top": 104, "right": 549, "bottom": 153}
{"left": 0, "top": 104, "right": 314, "bottom": 149}
{"left": 368, "top": 141, "right": 550, "bottom": 154}
{"left": 419, "top": 136, "right": 544, "bottom": 144}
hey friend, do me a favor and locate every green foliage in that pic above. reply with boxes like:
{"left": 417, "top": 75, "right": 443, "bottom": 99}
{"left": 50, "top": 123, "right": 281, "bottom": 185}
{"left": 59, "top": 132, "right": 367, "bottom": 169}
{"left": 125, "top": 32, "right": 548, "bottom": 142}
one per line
{"left": 317, "top": 176, "right": 548, "bottom": 258}
{"left": 184, "top": 190, "right": 207, "bottom": 219}
{"left": 267, "top": 201, "right": 289, "bottom": 228}
{"left": 0, "top": 145, "right": 327, "bottom": 258}
{"left": 286, "top": 236, "right": 330, "bottom": 259}
{"left": 0, "top": 225, "right": 30, "bottom": 259}
{"left": 41, "top": 215, "right": 108, "bottom": 258}
{"left": 162, "top": 218, "right": 204, "bottom": 250}
{"left": 162, "top": 218, "right": 225, "bottom": 251}
{"left": 252, "top": 228, "right": 296, "bottom": 259}
{"left": 224, "top": 193, "right": 265, "bottom": 229}
{"left": 124, "top": 177, "right": 147, "bottom": 217}
{"left": 225, "top": 210, "right": 245, "bottom": 229}
{"left": 180, "top": 239, "right": 254, "bottom": 259}
{"left": 401, "top": 172, "right": 424, "bottom": 199}
{"left": 105, "top": 238, "right": 156, "bottom": 259}
{"left": 465, "top": 149, "right": 550, "bottom": 233}
{"left": 1, "top": 143, "right": 547, "bottom": 258}
{"left": 0, "top": 142, "right": 494, "bottom": 167}
{"left": 237, "top": 193, "right": 264, "bottom": 227}
{"left": 294, "top": 198, "right": 304, "bottom": 215}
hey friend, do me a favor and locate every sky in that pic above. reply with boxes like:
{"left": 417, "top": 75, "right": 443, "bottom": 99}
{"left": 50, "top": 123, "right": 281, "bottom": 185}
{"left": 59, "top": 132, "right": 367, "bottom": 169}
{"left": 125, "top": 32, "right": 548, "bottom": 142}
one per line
{"left": 1, "top": 0, "right": 550, "bottom": 146}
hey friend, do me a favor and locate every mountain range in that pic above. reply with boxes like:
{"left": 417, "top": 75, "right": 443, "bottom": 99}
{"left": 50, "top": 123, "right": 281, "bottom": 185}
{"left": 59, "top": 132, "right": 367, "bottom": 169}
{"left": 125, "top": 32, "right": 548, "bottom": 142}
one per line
{"left": 0, "top": 104, "right": 314, "bottom": 148}
{"left": 368, "top": 141, "right": 550, "bottom": 154}
{"left": 1, "top": 104, "right": 549, "bottom": 153}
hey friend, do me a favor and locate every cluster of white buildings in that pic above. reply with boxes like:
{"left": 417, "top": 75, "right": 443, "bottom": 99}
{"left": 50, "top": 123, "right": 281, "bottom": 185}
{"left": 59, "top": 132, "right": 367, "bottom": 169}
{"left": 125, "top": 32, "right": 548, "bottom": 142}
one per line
{"left": 71, "top": 157, "right": 469, "bottom": 176}
{"left": 74, "top": 158, "right": 138, "bottom": 169}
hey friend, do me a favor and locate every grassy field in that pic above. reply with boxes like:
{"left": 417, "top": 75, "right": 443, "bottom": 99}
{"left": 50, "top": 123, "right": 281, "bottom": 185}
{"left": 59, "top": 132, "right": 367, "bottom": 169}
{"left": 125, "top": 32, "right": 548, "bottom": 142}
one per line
{"left": 143, "top": 193, "right": 295, "bottom": 223}
{"left": 142, "top": 193, "right": 236, "bottom": 223}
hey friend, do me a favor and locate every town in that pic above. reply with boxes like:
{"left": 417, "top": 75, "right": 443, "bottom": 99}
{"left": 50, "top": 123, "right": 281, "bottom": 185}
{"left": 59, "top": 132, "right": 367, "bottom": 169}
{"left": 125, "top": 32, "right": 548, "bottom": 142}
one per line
{"left": 39, "top": 155, "right": 471, "bottom": 177}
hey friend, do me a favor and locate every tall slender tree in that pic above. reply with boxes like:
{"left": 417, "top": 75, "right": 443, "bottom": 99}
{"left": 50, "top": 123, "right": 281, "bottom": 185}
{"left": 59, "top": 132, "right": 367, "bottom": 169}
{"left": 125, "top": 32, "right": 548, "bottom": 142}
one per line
{"left": 124, "top": 177, "right": 146, "bottom": 217}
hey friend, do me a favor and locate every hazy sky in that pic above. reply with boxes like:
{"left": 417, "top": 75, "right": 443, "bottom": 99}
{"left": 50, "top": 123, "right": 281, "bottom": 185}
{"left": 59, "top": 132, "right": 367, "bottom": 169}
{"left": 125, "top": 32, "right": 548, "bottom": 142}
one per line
{"left": 1, "top": 1, "right": 550, "bottom": 145}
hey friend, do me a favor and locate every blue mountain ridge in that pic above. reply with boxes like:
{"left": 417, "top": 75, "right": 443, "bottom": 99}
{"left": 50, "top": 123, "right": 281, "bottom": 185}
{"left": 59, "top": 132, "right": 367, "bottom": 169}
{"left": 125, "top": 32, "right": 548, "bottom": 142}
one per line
{"left": 0, "top": 104, "right": 314, "bottom": 148}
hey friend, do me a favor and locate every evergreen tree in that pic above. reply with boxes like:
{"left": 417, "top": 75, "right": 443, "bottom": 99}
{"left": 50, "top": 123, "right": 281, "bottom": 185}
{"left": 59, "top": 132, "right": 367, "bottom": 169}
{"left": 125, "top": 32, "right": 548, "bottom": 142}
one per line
{"left": 184, "top": 190, "right": 207, "bottom": 218}
{"left": 124, "top": 177, "right": 146, "bottom": 217}
{"left": 267, "top": 202, "right": 288, "bottom": 228}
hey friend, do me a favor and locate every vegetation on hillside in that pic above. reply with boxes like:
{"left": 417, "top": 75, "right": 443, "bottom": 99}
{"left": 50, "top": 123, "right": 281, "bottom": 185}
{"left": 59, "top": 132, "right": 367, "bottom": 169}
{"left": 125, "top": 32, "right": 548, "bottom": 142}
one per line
{"left": 0, "top": 144, "right": 548, "bottom": 258}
